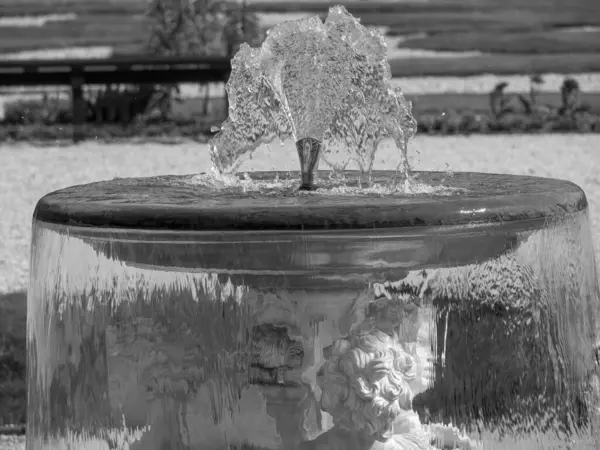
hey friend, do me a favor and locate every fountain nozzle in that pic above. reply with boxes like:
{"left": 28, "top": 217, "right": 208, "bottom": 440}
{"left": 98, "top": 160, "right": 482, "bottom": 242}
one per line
{"left": 296, "top": 137, "right": 322, "bottom": 191}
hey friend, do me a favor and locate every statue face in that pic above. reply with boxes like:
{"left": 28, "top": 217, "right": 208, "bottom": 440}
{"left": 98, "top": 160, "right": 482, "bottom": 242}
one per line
{"left": 318, "top": 328, "right": 417, "bottom": 441}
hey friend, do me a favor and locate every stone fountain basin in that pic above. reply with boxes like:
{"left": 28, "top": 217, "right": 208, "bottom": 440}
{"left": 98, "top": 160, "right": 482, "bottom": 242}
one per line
{"left": 33, "top": 170, "right": 585, "bottom": 279}
{"left": 27, "top": 170, "right": 600, "bottom": 449}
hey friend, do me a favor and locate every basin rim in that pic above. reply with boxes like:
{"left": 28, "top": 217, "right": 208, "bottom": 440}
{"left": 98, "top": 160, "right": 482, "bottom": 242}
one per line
{"left": 33, "top": 170, "right": 588, "bottom": 231}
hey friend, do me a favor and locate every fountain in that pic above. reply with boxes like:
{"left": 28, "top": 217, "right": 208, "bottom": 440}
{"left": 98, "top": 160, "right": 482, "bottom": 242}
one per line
{"left": 27, "top": 6, "right": 600, "bottom": 450}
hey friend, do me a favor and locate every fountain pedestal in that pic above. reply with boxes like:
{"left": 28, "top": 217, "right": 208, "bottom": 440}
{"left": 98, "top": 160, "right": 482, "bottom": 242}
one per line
{"left": 27, "top": 170, "right": 600, "bottom": 450}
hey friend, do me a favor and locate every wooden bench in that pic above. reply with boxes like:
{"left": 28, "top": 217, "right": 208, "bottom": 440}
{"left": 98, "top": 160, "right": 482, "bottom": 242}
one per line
{"left": 0, "top": 55, "right": 231, "bottom": 142}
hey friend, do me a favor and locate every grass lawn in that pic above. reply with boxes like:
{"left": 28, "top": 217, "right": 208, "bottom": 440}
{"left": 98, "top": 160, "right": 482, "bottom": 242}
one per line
{"left": 400, "top": 29, "right": 600, "bottom": 54}
{"left": 0, "top": 0, "right": 142, "bottom": 16}
{"left": 0, "top": 14, "right": 148, "bottom": 54}
{"left": 387, "top": 54, "right": 600, "bottom": 77}
{"left": 1, "top": 0, "right": 600, "bottom": 76}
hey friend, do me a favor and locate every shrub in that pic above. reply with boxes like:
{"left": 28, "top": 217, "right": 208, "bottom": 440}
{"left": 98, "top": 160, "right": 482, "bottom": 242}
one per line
{"left": 416, "top": 113, "right": 438, "bottom": 135}
{"left": 574, "top": 112, "right": 600, "bottom": 132}
{"left": 0, "top": 380, "right": 26, "bottom": 426}
{"left": 3, "top": 98, "right": 70, "bottom": 126}
{"left": 2, "top": 95, "right": 600, "bottom": 143}
{"left": 0, "top": 119, "right": 222, "bottom": 144}
{"left": 457, "top": 111, "right": 490, "bottom": 134}
{"left": 0, "top": 291, "right": 26, "bottom": 426}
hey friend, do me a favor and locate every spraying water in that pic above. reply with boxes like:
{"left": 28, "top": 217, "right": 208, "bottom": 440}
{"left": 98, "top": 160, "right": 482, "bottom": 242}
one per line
{"left": 209, "top": 5, "right": 417, "bottom": 191}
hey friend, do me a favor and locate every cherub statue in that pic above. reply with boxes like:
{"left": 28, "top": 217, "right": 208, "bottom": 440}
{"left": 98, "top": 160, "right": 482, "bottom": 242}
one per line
{"left": 297, "top": 325, "right": 480, "bottom": 450}
{"left": 297, "top": 327, "right": 429, "bottom": 450}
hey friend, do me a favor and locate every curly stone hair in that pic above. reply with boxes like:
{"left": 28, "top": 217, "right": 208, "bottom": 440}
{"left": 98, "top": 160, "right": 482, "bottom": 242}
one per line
{"left": 318, "top": 328, "right": 417, "bottom": 442}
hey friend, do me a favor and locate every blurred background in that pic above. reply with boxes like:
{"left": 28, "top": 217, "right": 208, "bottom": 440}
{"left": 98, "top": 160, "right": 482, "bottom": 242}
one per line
{"left": 0, "top": 0, "right": 600, "bottom": 141}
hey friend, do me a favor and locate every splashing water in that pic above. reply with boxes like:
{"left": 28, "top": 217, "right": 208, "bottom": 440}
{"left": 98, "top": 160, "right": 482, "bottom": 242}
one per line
{"left": 209, "top": 5, "right": 417, "bottom": 191}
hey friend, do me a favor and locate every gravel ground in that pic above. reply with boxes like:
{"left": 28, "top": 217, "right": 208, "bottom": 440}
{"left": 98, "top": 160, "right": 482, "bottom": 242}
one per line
{"left": 1, "top": 134, "right": 600, "bottom": 295}
{"left": 0, "top": 435, "right": 23, "bottom": 450}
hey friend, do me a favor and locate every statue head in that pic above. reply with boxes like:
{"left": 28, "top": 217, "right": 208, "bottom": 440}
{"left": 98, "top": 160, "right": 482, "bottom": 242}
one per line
{"left": 318, "top": 328, "right": 417, "bottom": 442}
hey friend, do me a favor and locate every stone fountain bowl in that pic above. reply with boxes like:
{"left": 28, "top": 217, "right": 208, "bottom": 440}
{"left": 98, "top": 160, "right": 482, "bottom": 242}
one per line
{"left": 27, "top": 170, "right": 600, "bottom": 450}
